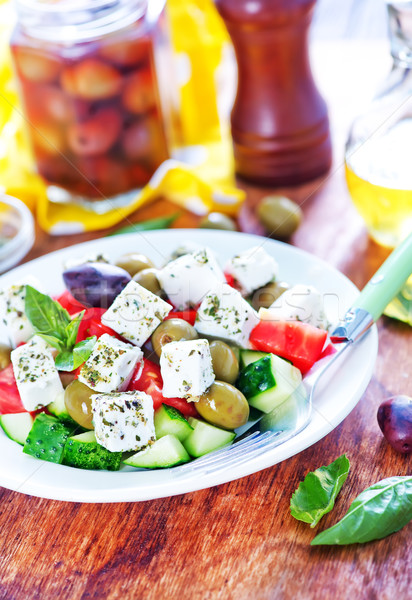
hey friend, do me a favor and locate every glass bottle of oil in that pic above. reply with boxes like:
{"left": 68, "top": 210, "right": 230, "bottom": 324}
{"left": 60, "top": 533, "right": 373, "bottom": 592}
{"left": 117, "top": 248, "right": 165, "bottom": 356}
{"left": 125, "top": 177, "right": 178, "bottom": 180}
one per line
{"left": 345, "top": 0, "right": 412, "bottom": 248}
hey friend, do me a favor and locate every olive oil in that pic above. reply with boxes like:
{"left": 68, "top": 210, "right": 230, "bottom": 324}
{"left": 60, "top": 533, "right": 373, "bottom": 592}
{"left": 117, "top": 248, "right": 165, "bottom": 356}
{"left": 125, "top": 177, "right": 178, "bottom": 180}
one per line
{"left": 345, "top": 120, "right": 412, "bottom": 248}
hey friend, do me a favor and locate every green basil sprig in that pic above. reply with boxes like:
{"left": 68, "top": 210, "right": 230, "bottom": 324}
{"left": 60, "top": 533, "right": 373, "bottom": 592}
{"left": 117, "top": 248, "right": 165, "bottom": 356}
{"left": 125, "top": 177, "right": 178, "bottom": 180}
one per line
{"left": 24, "top": 285, "right": 96, "bottom": 372}
{"left": 311, "top": 476, "right": 412, "bottom": 545}
{"left": 290, "top": 454, "right": 350, "bottom": 527}
{"left": 109, "top": 213, "right": 180, "bottom": 236}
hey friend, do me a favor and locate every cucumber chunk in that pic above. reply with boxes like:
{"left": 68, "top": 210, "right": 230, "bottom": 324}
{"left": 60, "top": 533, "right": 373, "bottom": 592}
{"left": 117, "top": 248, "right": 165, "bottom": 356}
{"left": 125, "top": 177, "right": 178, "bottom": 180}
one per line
{"left": 123, "top": 434, "right": 190, "bottom": 469}
{"left": 63, "top": 430, "right": 122, "bottom": 471}
{"left": 47, "top": 391, "right": 73, "bottom": 423}
{"left": 0, "top": 412, "right": 34, "bottom": 445}
{"left": 236, "top": 354, "right": 302, "bottom": 413}
{"left": 23, "top": 413, "right": 78, "bottom": 464}
{"left": 239, "top": 349, "right": 268, "bottom": 370}
{"left": 154, "top": 404, "right": 193, "bottom": 441}
{"left": 183, "top": 418, "right": 235, "bottom": 457}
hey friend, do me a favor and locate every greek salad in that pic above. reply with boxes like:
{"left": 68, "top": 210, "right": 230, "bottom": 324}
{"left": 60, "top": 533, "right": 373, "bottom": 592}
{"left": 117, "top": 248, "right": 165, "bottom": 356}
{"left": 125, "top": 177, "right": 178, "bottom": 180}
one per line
{"left": 0, "top": 242, "right": 330, "bottom": 471}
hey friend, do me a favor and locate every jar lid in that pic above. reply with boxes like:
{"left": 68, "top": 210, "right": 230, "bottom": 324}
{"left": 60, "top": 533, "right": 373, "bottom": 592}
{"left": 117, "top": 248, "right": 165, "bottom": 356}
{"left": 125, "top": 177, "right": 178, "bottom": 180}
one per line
{"left": 0, "top": 194, "right": 35, "bottom": 274}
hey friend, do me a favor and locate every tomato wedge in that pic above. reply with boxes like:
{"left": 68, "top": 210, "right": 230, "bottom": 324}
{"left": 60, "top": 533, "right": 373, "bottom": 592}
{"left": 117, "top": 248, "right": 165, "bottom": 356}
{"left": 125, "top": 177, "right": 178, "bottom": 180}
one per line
{"left": 55, "top": 290, "right": 86, "bottom": 315}
{"left": 76, "top": 308, "right": 121, "bottom": 342}
{"left": 0, "top": 364, "right": 26, "bottom": 414}
{"left": 250, "top": 320, "right": 327, "bottom": 373}
{"left": 128, "top": 359, "right": 198, "bottom": 417}
{"left": 164, "top": 309, "right": 197, "bottom": 326}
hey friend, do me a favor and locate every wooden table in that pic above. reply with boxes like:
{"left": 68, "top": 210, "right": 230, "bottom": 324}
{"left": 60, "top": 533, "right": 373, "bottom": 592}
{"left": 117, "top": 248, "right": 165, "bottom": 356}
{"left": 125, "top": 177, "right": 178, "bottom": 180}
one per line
{"left": 0, "top": 43, "right": 411, "bottom": 599}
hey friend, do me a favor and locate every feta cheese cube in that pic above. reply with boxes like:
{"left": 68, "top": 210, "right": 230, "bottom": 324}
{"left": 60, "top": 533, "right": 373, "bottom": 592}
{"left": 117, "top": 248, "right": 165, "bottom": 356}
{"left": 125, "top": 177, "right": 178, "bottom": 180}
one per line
{"left": 160, "top": 339, "right": 215, "bottom": 399}
{"left": 11, "top": 336, "right": 64, "bottom": 412}
{"left": 260, "top": 284, "right": 328, "bottom": 329}
{"left": 78, "top": 333, "right": 143, "bottom": 393}
{"left": 0, "top": 282, "right": 36, "bottom": 347}
{"left": 101, "top": 280, "right": 172, "bottom": 346}
{"left": 225, "top": 246, "right": 279, "bottom": 296}
{"left": 92, "top": 390, "right": 155, "bottom": 452}
{"left": 158, "top": 248, "right": 225, "bottom": 310}
{"left": 195, "top": 284, "right": 259, "bottom": 347}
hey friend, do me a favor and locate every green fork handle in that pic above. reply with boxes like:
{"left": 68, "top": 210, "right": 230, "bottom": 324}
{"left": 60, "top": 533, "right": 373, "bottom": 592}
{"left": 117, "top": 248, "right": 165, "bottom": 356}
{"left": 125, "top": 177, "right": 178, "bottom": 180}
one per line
{"left": 352, "top": 232, "right": 412, "bottom": 322}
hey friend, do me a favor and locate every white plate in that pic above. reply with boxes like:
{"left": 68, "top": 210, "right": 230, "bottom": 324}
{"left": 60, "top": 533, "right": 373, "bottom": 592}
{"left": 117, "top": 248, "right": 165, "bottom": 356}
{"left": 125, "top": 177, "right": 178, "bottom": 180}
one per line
{"left": 0, "top": 230, "right": 377, "bottom": 503}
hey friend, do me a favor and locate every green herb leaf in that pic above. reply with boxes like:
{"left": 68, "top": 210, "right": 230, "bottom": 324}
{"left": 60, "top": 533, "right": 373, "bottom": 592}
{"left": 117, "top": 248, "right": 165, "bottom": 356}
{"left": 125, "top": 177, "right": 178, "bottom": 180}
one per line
{"left": 384, "top": 277, "right": 412, "bottom": 327}
{"left": 35, "top": 334, "right": 64, "bottom": 352}
{"left": 311, "top": 476, "right": 412, "bottom": 545}
{"left": 109, "top": 213, "right": 180, "bottom": 236}
{"left": 55, "top": 336, "right": 96, "bottom": 372}
{"left": 25, "top": 285, "right": 71, "bottom": 341}
{"left": 72, "top": 336, "right": 96, "bottom": 369}
{"left": 290, "top": 455, "right": 350, "bottom": 527}
{"left": 55, "top": 350, "right": 75, "bottom": 372}
{"left": 65, "top": 311, "right": 85, "bottom": 348}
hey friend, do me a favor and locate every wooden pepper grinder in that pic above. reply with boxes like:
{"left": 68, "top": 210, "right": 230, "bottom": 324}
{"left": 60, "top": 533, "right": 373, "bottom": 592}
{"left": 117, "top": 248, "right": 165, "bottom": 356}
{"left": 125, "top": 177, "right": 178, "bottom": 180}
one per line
{"left": 215, "top": 0, "right": 332, "bottom": 186}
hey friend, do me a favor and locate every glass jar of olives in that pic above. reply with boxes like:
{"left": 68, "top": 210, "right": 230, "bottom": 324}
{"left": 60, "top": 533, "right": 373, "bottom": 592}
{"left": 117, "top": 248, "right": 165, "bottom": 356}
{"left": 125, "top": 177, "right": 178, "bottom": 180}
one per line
{"left": 10, "top": 0, "right": 175, "bottom": 210}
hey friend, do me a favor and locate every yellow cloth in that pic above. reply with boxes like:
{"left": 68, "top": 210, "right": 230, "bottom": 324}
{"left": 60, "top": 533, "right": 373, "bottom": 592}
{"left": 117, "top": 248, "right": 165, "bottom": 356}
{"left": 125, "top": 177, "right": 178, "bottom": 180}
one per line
{"left": 0, "top": 0, "right": 243, "bottom": 234}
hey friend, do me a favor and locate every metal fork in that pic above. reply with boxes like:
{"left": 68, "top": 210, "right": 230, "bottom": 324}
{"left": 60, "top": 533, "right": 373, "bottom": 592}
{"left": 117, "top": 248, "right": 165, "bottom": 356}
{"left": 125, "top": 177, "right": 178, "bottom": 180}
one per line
{"left": 174, "top": 232, "right": 412, "bottom": 478}
{"left": 173, "top": 332, "right": 356, "bottom": 478}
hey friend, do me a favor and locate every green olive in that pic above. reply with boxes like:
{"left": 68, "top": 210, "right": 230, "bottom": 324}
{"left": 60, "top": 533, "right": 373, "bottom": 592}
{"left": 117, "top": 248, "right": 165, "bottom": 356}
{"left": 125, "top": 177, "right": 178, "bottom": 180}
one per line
{"left": 133, "top": 268, "right": 163, "bottom": 296}
{"left": 257, "top": 195, "right": 302, "bottom": 238}
{"left": 209, "top": 340, "right": 239, "bottom": 384}
{"left": 152, "top": 318, "right": 198, "bottom": 357}
{"left": 64, "top": 380, "right": 95, "bottom": 430}
{"left": 115, "top": 253, "right": 155, "bottom": 277}
{"left": 196, "top": 381, "right": 249, "bottom": 430}
{"left": 251, "top": 280, "right": 290, "bottom": 310}
{"left": 199, "top": 212, "right": 237, "bottom": 231}
{"left": 0, "top": 345, "right": 11, "bottom": 370}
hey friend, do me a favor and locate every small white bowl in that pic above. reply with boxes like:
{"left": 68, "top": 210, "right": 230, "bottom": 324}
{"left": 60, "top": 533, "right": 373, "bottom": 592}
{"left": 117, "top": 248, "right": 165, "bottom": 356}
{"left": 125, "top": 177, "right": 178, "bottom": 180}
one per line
{"left": 0, "top": 194, "right": 35, "bottom": 273}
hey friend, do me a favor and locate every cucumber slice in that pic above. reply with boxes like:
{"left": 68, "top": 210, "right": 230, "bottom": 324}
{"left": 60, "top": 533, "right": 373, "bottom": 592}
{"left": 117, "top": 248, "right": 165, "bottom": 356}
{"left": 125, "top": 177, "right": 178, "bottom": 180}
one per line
{"left": 63, "top": 430, "right": 122, "bottom": 471}
{"left": 0, "top": 412, "right": 34, "bottom": 445}
{"left": 123, "top": 434, "right": 190, "bottom": 469}
{"left": 239, "top": 349, "right": 269, "bottom": 369}
{"left": 23, "top": 413, "right": 78, "bottom": 464}
{"left": 47, "top": 391, "right": 73, "bottom": 423}
{"left": 237, "top": 354, "right": 302, "bottom": 413}
{"left": 154, "top": 404, "right": 193, "bottom": 441}
{"left": 183, "top": 418, "right": 235, "bottom": 457}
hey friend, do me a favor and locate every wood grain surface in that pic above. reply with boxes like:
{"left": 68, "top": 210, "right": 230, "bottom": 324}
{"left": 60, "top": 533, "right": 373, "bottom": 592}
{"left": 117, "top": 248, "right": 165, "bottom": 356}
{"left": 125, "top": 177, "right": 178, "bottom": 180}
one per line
{"left": 0, "top": 24, "right": 411, "bottom": 600}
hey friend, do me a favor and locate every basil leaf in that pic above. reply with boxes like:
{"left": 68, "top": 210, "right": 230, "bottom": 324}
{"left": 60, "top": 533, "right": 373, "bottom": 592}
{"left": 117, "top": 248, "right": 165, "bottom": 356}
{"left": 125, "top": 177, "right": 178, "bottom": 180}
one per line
{"left": 384, "top": 278, "right": 412, "bottom": 327}
{"left": 65, "top": 311, "right": 85, "bottom": 348}
{"left": 290, "top": 455, "right": 350, "bottom": 527}
{"left": 25, "top": 285, "right": 70, "bottom": 341}
{"left": 72, "top": 336, "right": 96, "bottom": 369}
{"left": 109, "top": 213, "right": 180, "bottom": 236}
{"left": 35, "top": 334, "right": 64, "bottom": 351}
{"left": 55, "top": 350, "right": 75, "bottom": 372}
{"left": 55, "top": 337, "right": 96, "bottom": 372}
{"left": 311, "top": 476, "right": 412, "bottom": 545}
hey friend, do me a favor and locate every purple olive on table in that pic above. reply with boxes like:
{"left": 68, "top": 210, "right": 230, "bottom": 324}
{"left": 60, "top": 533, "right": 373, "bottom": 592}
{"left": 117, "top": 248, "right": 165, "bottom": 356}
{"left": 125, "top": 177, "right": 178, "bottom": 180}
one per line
{"left": 62, "top": 262, "right": 131, "bottom": 308}
{"left": 377, "top": 395, "right": 412, "bottom": 454}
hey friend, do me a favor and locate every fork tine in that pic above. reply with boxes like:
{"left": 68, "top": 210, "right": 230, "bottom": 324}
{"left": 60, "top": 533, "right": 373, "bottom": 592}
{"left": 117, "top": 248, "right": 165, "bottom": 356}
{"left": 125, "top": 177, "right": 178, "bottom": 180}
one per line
{"left": 173, "top": 431, "right": 283, "bottom": 477}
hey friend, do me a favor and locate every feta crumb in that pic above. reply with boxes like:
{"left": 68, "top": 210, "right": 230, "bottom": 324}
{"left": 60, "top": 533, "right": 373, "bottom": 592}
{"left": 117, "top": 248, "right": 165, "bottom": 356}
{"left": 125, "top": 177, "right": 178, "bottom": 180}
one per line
{"left": 11, "top": 336, "right": 64, "bottom": 411}
{"left": 225, "top": 246, "right": 279, "bottom": 296}
{"left": 78, "top": 333, "right": 143, "bottom": 393}
{"left": 195, "top": 283, "right": 259, "bottom": 347}
{"left": 260, "top": 284, "right": 328, "bottom": 329}
{"left": 0, "top": 279, "right": 41, "bottom": 347}
{"left": 160, "top": 339, "right": 215, "bottom": 399}
{"left": 101, "top": 280, "right": 172, "bottom": 346}
{"left": 157, "top": 248, "right": 225, "bottom": 310}
{"left": 92, "top": 390, "right": 155, "bottom": 452}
